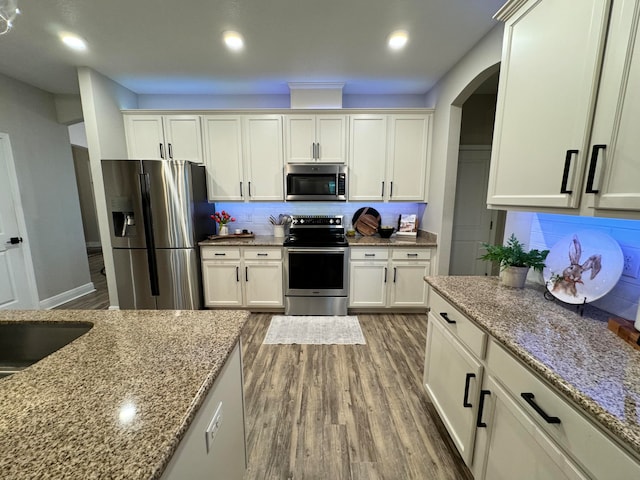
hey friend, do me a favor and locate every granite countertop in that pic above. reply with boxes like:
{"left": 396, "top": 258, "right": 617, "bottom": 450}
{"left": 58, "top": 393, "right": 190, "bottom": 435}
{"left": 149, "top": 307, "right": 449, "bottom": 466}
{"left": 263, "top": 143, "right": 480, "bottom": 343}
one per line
{"left": 425, "top": 276, "right": 640, "bottom": 458}
{"left": 199, "top": 234, "right": 283, "bottom": 247}
{"left": 0, "top": 309, "right": 248, "bottom": 480}
{"left": 348, "top": 231, "right": 437, "bottom": 247}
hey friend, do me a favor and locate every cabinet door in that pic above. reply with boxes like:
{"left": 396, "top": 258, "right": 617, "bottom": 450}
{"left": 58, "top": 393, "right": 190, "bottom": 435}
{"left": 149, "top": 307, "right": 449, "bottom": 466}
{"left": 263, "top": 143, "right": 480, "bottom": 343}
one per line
{"left": 203, "top": 116, "right": 244, "bottom": 201}
{"left": 474, "top": 377, "right": 588, "bottom": 480}
{"left": 163, "top": 115, "right": 203, "bottom": 163}
{"left": 487, "top": 0, "right": 611, "bottom": 208}
{"left": 387, "top": 115, "right": 429, "bottom": 201}
{"left": 348, "top": 115, "right": 388, "bottom": 201}
{"left": 243, "top": 115, "right": 284, "bottom": 201}
{"left": 202, "top": 261, "right": 243, "bottom": 307}
{"left": 424, "top": 313, "right": 483, "bottom": 465}
{"left": 589, "top": 0, "right": 640, "bottom": 211}
{"left": 284, "top": 115, "right": 316, "bottom": 163}
{"left": 348, "top": 261, "right": 387, "bottom": 307}
{"left": 124, "top": 115, "right": 165, "bottom": 160}
{"left": 316, "top": 115, "right": 347, "bottom": 163}
{"left": 243, "top": 262, "right": 283, "bottom": 307}
{"left": 388, "top": 262, "right": 429, "bottom": 307}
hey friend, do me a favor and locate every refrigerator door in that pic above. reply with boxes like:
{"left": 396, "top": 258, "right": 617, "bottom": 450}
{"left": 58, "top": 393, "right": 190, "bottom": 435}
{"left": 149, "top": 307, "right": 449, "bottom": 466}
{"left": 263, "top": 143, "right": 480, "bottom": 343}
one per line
{"left": 112, "top": 248, "right": 156, "bottom": 309}
{"left": 155, "top": 248, "right": 202, "bottom": 309}
{"left": 101, "top": 160, "right": 146, "bottom": 249}
{"left": 143, "top": 160, "right": 200, "bottom": 249}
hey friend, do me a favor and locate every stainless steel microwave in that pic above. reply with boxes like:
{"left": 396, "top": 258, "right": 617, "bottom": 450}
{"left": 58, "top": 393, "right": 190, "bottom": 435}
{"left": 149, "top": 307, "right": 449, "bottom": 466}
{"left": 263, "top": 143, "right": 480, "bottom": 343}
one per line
{"left": 285, "top": 164, "right": 347, "bottom": 201}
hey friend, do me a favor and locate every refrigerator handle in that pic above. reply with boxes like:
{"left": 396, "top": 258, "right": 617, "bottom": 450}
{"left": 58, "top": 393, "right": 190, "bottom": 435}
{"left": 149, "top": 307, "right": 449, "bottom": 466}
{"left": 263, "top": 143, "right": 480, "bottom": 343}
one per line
{"left": 139, "top": 173, "right": 160, "bottom": 296}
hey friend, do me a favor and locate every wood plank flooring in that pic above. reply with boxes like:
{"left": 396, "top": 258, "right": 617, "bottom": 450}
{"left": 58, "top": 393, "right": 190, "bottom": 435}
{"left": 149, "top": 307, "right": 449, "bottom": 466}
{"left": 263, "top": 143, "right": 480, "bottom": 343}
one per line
{"left": 55, "top": 249, "right": 109, "bottom": 310}
{"left": 241, "top": 313, "right": 472, "bottom": 480}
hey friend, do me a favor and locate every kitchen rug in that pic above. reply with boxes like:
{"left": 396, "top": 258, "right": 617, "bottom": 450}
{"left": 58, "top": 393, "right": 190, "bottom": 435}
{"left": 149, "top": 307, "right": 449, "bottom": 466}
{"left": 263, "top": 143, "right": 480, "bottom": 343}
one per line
{"left": 263, "top": 316, "right": 366, "bottom": 345}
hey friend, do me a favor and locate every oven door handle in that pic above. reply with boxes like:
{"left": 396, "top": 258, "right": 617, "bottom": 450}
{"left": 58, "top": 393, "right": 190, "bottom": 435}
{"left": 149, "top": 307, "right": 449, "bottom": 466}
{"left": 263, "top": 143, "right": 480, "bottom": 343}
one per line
{"left": 286, "top": 248, "right": 348, "bottom": 253}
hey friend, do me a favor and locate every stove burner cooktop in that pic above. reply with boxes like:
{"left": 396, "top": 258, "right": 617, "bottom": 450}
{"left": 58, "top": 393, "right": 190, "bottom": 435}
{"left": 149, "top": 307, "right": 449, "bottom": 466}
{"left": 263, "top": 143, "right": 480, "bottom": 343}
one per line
{"left": 284, "top": 215, "right": 348, "bottom": 247}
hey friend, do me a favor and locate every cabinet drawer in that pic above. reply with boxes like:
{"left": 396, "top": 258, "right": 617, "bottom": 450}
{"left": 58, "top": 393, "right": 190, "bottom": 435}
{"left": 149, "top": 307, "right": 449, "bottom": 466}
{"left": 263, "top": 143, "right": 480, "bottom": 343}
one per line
{"left": 351, "top": 248, "right": 389, "bottom": 260}
{"left": 487, "top": 340, "right": 640, "bottom": 480}
{"left": 243, "top": 248, "right": 282, "bottom": 260}
{"left": 390, "top": 248, "right": 431, "bottom": 261}
{"left": 201, "top": 247, "right": 241, "bottom": 260}
{"left": 428, "top": 289, "right": 486, "bottom": 359}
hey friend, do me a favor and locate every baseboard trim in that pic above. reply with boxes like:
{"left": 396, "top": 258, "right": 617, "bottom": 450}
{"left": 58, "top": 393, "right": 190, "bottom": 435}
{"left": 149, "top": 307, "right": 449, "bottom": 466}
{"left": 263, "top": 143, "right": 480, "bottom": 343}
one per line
{"left": 85, "top": 241, "right": 102, "bottom": 248}
{"left": 40, "top": 282, "right": 96, "bottom": 310}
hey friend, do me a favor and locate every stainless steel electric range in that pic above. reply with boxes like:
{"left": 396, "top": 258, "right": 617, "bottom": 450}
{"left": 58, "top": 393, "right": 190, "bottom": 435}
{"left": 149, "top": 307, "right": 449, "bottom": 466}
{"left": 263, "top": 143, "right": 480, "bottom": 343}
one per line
{"left": 283, "top": 215, "right": 349, "bottom": 316}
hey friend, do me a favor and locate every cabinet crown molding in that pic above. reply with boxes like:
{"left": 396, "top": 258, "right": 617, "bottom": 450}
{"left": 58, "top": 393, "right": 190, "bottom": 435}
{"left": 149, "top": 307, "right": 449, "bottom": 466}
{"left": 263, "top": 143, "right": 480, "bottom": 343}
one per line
{"left": 494, "top": 0, "right": 530, "bottom": 21}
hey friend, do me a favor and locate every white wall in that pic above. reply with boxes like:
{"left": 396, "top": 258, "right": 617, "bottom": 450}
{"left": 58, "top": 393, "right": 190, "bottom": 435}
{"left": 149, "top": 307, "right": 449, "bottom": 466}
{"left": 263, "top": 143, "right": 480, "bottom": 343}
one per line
{"left": 422, "top": 25, "right": 504, "bottom": 274}
{"left": 78, "top": 67, "right": 138, "bottom": 308}
{"left": 68, "top": 123, "right": 88, "bottom": 148}
{"left": 136, "top": 93, "right": 427, "bottom": 110}
{"left": 507, "top": 211, "right": 640, "bottom": 320}
{"left": 0, "top": 72, "right": 92, "bottom": 306}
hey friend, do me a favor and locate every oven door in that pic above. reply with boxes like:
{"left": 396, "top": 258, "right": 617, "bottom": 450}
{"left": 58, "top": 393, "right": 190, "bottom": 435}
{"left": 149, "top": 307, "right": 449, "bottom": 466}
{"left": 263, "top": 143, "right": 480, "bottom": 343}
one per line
{"left": 284, "top": 247, "right": 348, "bottom": 296}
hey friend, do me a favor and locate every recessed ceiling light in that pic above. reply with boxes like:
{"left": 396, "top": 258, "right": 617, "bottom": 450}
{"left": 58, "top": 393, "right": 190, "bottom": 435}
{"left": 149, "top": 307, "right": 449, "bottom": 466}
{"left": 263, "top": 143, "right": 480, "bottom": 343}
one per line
{"left": 388, "top": 30, "right": 409, "bottom": 50}
{"left": 60, "top": 33, "right": 87, "bottom": 51}
{"left": 223, "top": 30, "right": 244, "bottom": 51}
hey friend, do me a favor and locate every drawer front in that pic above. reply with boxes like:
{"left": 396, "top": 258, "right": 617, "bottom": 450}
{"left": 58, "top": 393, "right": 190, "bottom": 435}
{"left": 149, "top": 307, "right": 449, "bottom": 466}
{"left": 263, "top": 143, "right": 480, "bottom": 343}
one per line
{"left": 351, "top": 248, "right": 389, "bottom": 260}
{"left": 487, "top": 340, "right": 640, "bottom": 480}
{"left": 390, "top": 248, "right": 431, "bottom": 261}
{"left": 243, "top": 248, "right": 282, "bottom": 260}
{"left": 428, "top": 289, "right": 486, "bottom": 359}
{"left": 201, "top": 247, "right": 241, "bottom": 260}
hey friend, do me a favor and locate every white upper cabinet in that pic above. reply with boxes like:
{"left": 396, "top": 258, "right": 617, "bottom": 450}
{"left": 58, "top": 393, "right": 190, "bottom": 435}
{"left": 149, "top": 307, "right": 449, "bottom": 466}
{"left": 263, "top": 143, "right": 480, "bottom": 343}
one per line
{"left": 284, "top": 114, "right": 347, "bottom": 163}
{"left": 487, "top": 0, "right": 611, "bottom": 209}
{"left": 203, "top": 115, "right": 284, "bottom": 202}
{"left": 587, "top": 0, "right": 640, "bottom": 212}
{"left": 387, "top": 115, "right": 430, "bottom": 201}
{"left": 349, "top": 113, "right": 430, "bottom": 202}
{"left": 124, "top": 114, "right": 204, "bottom": 163}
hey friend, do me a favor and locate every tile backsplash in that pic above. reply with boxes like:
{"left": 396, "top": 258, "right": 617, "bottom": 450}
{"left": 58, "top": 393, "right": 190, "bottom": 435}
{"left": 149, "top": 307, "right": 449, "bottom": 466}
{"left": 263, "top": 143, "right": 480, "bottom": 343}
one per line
{"left": 507, "top": 212, "right": 640, "bottom": 320}
{"left": 211, "top": 202, "right": 426, "bottom": 235}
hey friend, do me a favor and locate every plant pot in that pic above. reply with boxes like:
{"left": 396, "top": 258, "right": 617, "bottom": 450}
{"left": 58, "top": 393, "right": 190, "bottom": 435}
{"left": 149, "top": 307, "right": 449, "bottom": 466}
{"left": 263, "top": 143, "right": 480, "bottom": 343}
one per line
{"left": 501, "top": 266, "right": 529, "bottom": 288}
{"left": 219, "top": 225, "right": 229, "bottom": 236}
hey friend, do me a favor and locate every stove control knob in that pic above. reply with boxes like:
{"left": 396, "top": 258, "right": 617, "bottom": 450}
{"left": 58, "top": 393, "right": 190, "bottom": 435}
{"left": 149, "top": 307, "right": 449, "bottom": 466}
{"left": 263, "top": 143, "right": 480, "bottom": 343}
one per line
{"left": 335, "top": 218, "right": 341, "bottom": 225}
{"left": 300, "top": 219, "right": 305, "bottom": 224}
{"left": 329, "top": 219, "right": 334, "bottom": 224}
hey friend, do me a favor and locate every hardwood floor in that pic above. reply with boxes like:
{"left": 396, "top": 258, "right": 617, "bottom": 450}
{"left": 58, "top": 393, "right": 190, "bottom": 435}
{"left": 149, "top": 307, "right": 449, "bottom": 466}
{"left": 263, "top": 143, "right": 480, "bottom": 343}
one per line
{"left": 241, "top": 313, "right": 472, "bottom": 480}
{"left": 55, "top": 249, "right": 109, "bottom": 310}
{"left": 53, "top": 267, "right": 470, "bottom": 479}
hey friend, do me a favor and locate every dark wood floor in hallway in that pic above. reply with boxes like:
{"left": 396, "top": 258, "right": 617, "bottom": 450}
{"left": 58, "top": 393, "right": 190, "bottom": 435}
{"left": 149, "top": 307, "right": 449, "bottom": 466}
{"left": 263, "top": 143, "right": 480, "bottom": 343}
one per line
{"left": 241, "top": 313, "right": 472, "bottom": 480}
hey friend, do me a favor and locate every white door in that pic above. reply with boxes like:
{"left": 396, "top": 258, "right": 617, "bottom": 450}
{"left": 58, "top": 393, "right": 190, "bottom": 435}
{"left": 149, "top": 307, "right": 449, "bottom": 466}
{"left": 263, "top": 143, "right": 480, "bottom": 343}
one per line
{"left": 316, "top": 115, "right": 347, "bottom": 163}
{"left": 124, "top": 115, "right": 165, "bottom": 160}
{"left": 284, "top": 115, "right": 316, "bottom": 163}
{"left": 0, "top": 134, "right": 37, "bottom": 309}
{"left": 243, "top": 262, "right": 283, "bottom": 307}
{"left": 163, "top": 115, "right": 203, "bottom": 163}
{"left": 388, "top": 262, "right": 429, "bottom": 307}
{"left": 348, "top": 262, "right": 388, "bottom": 307}
{"left": 450, "top": 146, "right": 497, "bottom": 276}
{"left": 202, "top": 116, "right": 244, "bottom": 201}
{"left": 202, "top": 261, "right": 243, "bottom": 307}
{"left": 243, "top": 115, "right": 284, "bottom": 201}
{"left": 348, "top": 115, "right": 388, "bottom": 201}
{"left": 387, "top": 114, "right": 429, "bottom": 201}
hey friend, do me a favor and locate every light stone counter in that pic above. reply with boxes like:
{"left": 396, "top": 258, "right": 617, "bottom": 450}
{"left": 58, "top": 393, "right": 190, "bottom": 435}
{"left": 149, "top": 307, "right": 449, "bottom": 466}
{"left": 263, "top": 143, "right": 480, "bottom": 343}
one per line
{"left": 0, "top": 309, "right": 248, "bottom": 480}
{"left": 199, "top": 234, "right": 283, "bottom": 247}
{"left": 347, "top": 231, "right": 437, "bottom": 247}
{"left": 425, "top": 275, "right": 640, "bottom": 458}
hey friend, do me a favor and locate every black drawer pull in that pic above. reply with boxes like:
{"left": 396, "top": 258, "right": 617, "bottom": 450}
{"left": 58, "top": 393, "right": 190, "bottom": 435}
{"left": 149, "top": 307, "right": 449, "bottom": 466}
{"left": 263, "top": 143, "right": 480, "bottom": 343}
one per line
{"left": 585, "top": 144, "right": 606, "bottom": 194}
{"left": 407, "top": 253, "right": 418, "bottom": 257}
{"left": 560, "top": 149, "right": 578, "bottom": 194}
{"left": 214, "top": 253, "right": 226, "bottom": 256}
{"left": 439, "top": 312, "right": 456, "bottom": 324}
{"left": 364, "top": 253, "right": 376, "bottom": 257}
{"left": 257, "top": 253, "right": 268, "bottom": 257}
{"left": 463, "top": 373, "right": 475, "bottom": 408}
{"left": 521, "top": 393, "right": 561, "bottom": 424}
{"left": 476, "top": 390, "right": 491, "bottom": 427}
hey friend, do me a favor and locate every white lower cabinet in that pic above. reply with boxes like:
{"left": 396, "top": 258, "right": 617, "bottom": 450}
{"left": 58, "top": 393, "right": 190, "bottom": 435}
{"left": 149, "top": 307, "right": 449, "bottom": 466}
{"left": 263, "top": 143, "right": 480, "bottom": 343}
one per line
{"left": 425, "top": 287, "right": 640, "bottom": 479}
{"left": 473, "top": 376, "right": 588, "bottom": 480}
{"left": 202, "top": 247, "right": 283, "bottom": 308}
{"left": 349, "top": 247, "right": 431, "bottom": 309}
{"left": 161, "top": 343, "right": 246, "bottom": 480}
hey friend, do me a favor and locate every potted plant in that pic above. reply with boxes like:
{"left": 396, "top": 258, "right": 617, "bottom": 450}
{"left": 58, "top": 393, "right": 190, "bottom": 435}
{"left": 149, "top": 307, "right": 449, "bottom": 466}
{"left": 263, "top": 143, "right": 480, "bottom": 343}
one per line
{"left": 480, "top": 234, "right": 549, "bottom": 288}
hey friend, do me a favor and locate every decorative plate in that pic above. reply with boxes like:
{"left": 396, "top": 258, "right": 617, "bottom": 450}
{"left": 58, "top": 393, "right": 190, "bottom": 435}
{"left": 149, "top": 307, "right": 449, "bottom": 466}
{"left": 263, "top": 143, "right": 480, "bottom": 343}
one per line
{"left": 543, "top": 230, "right": 623, "bottom": 304}
{"left": 352, "top": 207, "right": 381, "bottom": 236}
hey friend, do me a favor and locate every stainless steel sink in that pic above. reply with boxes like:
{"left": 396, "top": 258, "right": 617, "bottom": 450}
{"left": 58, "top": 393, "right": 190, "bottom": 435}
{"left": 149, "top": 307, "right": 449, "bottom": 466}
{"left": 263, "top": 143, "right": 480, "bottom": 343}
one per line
{"left": 0, "top": 322, "right": 92, "bottom": 378}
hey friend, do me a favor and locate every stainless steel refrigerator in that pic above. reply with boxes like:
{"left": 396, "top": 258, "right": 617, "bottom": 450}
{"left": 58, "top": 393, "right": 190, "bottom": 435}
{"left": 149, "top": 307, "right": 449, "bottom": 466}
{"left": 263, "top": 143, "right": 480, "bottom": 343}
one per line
{"left": 101, "top": 159, "right": 213, "bottom": 309}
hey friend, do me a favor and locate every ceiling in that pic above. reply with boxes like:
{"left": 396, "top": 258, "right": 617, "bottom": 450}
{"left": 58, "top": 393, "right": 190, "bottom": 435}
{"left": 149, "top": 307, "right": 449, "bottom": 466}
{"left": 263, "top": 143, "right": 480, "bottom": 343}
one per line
{"left": 0, "top": 0, "right": 506, "bottom": 96}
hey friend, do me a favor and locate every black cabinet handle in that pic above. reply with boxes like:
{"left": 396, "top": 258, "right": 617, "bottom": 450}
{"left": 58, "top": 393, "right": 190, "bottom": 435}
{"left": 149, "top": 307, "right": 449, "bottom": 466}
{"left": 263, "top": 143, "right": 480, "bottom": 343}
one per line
{"left": 159, "top": 143, "right": 165, "bottom": 159}
{"left": 245, "top": 266, "right": 248, "bottom": 282}
{"left": 439, "top": 312, "right": 456, "bottom": 324}
{"left": 390, "top": 181, "right": 393, "bottom": 197}
{"left": 384, "top": 267, "right": 387, "bottom": 283}
{"left": 476, "top": 390, "right": 491, "bottom": 427}
{"left": 560, "top": 149, "right": 578, "bottom": 194}
{"left": 381, "top": 181, "right": 385, "bottom": 197}
{"left": 393, "top": 267, "right": 397, "bottom": 283}
{"left": 364, "top": 253, "right": 376, "bottom": 257}
{"left": 463, "top": 373, "right": 476, "bottom": 408}
{"left": 257, "top": 253, "right": 268, "bottom": 257}
{"left": 239, "top": 181, "right": 243, "bottom": 197}
{"left": 521, "top": 393, "right": 561, "bottom": 424}
{"left": 168, "top": 143, "right": 173, "bottom": 159}
{"left": 214, "top": 253, "right": 226, "bottom": 256}
{"left": 585, "top": 144, "right": 606, "bottom": 194}
{"left": 236, "top": 266, "right": 239, "bottom": 282}
{"left": 407, "top": 253, "right": 418, "bottom": 257}
{"left": 248, "top": 181, "right": 252, "bottom": 197}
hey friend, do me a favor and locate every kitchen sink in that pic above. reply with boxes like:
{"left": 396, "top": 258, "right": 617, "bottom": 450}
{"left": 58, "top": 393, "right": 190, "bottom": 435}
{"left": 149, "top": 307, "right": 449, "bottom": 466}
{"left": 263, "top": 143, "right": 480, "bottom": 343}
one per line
{"left": 0, "top": 322, "right": 92, "bottom": 379}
